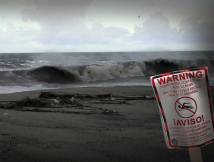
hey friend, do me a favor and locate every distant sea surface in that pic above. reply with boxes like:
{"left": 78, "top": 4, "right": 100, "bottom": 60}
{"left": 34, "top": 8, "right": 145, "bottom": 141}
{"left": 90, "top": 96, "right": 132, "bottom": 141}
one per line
{"left": 0, "top": 51, "right": 213, "bottom": 94}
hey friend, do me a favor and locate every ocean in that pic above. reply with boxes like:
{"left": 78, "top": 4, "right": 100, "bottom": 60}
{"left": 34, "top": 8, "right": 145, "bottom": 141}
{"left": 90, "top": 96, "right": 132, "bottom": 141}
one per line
{"left": 0, "top": 51, "right": 213, "bottom": 94}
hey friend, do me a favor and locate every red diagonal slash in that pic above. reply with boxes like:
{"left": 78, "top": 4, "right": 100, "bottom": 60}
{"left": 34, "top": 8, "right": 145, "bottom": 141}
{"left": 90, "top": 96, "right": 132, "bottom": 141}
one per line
{"left": 176, "top": 101, "right": 195, "bottom": 114}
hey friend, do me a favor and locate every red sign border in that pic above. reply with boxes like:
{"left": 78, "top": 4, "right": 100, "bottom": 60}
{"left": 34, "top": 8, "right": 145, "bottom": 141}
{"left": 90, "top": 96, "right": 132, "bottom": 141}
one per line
{"left": 151, "top": 67, "right": 214, "bottom": 149}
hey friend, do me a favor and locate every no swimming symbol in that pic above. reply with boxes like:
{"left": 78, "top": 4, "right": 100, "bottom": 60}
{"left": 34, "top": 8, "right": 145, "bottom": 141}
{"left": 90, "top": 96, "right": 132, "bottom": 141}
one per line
{"left": 175, "top": 97, "right": 197, "bottom": 118}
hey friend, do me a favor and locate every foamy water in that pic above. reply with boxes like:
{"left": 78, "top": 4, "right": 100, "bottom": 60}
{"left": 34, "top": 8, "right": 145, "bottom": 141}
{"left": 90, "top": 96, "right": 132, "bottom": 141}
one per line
{"left": 0, "top": 51, "right": 213, "bottom": 94}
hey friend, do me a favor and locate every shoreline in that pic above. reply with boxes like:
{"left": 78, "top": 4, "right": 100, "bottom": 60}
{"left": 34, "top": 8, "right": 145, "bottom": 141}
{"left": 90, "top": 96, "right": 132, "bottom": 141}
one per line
{"left": 0, "top": 86, "right": 213, "bottom": 162}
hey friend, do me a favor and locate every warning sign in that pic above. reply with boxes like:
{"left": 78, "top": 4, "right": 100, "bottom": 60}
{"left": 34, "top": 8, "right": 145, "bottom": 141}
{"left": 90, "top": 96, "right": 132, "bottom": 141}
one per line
{"left": 150, "top": 67, "right": 214, "bottom": 149}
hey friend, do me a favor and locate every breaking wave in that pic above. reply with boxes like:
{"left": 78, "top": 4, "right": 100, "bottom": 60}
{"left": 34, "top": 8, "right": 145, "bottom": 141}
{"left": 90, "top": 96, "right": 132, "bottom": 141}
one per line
{"left": 26, "top": 61, "right": 145, "bottom": 83}
{"left": 27, "top": 66, "right": 81, "bottom": 83}
{"left": 1, "top": 57, "right": 213, "bottom": 84}
{"left": 144, "top": 58, "right": 214, "bottom": 76}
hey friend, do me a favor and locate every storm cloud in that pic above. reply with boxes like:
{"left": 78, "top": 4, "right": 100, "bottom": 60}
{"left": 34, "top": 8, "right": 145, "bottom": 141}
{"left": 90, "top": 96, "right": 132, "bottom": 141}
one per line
{"left": 0, "top": 0, "right": 214, "bottom": 52}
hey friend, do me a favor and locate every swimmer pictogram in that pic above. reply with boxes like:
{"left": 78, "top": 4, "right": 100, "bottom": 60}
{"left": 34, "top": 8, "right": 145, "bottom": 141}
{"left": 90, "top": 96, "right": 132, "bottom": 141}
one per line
{"left": 175, "top": 97, "right": 197, "bottom": 118}
{"left": 178, "top": 102, "right": 194, "bottom": 110}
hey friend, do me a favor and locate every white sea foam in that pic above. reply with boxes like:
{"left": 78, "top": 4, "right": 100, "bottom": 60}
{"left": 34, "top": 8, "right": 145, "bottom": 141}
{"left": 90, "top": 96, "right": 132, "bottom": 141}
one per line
{"left": 81, "top": 62, "right": 145, "bottom": 81}
{"left": 0, "top": 51, "right": 213, "bottom": 94}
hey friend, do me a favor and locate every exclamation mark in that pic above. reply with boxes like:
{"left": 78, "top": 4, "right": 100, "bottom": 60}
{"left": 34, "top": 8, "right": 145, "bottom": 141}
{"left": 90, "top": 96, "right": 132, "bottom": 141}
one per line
{"left": 202, "top": 115, "right": 204, "bottom": 121}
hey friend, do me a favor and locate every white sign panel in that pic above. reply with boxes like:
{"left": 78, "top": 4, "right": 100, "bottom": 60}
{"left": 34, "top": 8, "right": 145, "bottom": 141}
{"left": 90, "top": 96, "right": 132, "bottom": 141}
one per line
{"left": 151, "top": 67, "right": 214, "bottom": 149}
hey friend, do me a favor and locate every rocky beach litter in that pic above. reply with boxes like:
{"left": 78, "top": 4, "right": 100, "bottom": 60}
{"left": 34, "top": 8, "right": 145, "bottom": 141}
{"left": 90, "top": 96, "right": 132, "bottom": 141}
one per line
{"left": 0, "top": 91, "right": 155, "bottom": 115}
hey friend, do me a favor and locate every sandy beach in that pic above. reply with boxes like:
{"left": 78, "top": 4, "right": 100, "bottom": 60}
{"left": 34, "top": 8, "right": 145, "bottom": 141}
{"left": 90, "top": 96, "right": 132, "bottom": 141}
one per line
{"left": 0, "top": 86, "right": 213, "bottom": 162}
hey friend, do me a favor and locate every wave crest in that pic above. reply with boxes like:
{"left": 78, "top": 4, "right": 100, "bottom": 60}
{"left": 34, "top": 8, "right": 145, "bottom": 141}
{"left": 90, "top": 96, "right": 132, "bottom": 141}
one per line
{"left": 1, "top": 57, "right": 213, "bottom": 84}
{"left": 27, "top": 66, "right": 81, "bottom": 83}
{"left": 81, "top": 62, "right": 145, "bottom": 81}
{"left": 144, "top": 58, "right": 214, "bottom": 75}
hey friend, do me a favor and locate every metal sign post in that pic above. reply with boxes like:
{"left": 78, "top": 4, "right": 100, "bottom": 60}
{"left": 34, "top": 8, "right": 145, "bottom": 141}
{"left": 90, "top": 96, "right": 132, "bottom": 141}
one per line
{"left": 150, "top": 67, "right": 214, "bottom": 162}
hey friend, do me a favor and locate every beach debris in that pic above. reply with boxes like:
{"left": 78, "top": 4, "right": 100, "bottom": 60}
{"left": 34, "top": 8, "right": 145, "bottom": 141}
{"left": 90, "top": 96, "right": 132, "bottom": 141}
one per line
{"left": 1, "top": 133, "right": 15, "bottom": 138}
{"left": 39, "top": 92, "right": 57, "bottom": 98}
{"left": 2, "top": 103, "right": 16, "bottom": 109}
{"left": 101, "top": 109, "right": 119, "bottom": 115}
{"left": 120, "top": 95, "right": 155, "bottom": 100}
{"left": 0, "top": 97, "right": 49, "bottom": 109}
{"left": 9, "top": 135, "right": 15, "bottom": 138}
{"left": 0, "top": 91, "right": 155, "bottom": 115}
{"left": 91, "top": 100, "right": 130, "bottom": 105}
{"left": 39, "top": 92, "right": 113, "bottom": 100}
{"left": 16, "top": 97, "right": 49, "bottom": 108}
{"left": 0, "top": 103, "right": 4, "bottom": 108}
{"left": 52, "top": 98, "right": 61, "bottom": 104}
{"left": 145, "top": 95, "right": 155, "bottom": 99}
{"left": 70, "top": 97, "right": 75, "bottom": 102}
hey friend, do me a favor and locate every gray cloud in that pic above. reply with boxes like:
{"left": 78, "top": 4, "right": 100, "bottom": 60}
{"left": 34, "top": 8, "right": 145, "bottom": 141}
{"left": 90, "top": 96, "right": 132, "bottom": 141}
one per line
{"left": 179, "top": 17, "right": 214, "bottom": 44}
{"left": 21, "top": 0, "right": 92, "bottom": 23}
{"left": 132, "top": 12, "right": 178, "bottom": 42}
{"left": 20, "top": 0, "right": 94, "bottom": 45}
{"left": 37, "top": 22, "right": 130, "bottom": 45}
{"left": 20, "top": 0, "right": 130, "bottom": 46}
{"left": 132, "top": 12, "right": 214, "bottom": 47}
{"left": 0, "top": 24, "right": 15, "bottom": 43}
{"left": 0, "top": 23, "right": 37, "bottom": 42}
{"left": 1, "top": 0, "right": 213, "bottom": 52}
{"left": 88, "top": 23, "right": 130, "bottom": 44}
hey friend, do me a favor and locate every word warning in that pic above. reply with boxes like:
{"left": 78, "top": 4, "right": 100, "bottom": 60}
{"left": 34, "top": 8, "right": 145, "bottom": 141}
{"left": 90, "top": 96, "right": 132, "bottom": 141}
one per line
{"left": 151, "top": 67, "right": 214, "bottom": 149}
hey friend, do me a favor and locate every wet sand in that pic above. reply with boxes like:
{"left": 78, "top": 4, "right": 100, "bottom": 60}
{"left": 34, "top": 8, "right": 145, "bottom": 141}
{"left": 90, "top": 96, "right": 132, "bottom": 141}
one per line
{"left": 0, "top": 86, "right": 213, "bottom": 162}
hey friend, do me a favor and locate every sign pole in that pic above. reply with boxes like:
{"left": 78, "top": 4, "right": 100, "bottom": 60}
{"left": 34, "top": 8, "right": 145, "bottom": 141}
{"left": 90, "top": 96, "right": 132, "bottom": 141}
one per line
{"left": 189, "top": 148, "right": 203, "bottom": 162}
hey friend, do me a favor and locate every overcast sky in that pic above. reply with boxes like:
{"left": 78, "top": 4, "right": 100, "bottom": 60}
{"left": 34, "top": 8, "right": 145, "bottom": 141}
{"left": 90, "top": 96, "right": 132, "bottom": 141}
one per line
{"left": 0, "top": 0, "right": 214, "bottom": 53}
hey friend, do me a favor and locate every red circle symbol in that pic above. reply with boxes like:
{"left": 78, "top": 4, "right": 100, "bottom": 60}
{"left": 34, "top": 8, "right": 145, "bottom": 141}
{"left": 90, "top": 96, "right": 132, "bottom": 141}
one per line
{"left": 174, "top": 97, "right": 197, "bottom": 118}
